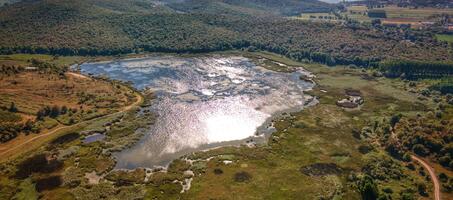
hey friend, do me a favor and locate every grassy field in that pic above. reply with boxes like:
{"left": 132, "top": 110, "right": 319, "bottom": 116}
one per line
{"left": 0, "top": 54, "right": 84, "bottom": 68}
{"left": 436, "top": 34, "right": 453, "bottom": 43}
{"left": 296, "top": 5, "right": 453, "bottom": 24}
{"left": 377, "top": 6, "right": 453, "bottom": 19}
{"left": 0, "top": 52, "right": 450, "bottom": 199}
{"left": 0, "top": 72, "right": 133, "bottom": 115}
{"left": 340, "top": 5, "right": 453, "bottom": 24}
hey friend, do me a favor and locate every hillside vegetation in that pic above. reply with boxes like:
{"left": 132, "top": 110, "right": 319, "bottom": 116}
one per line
{"left": 0, "top": 55, "right": 137, "bottom": 143}
{"left": 0, "top": 0, "right": 450, "bottom": 66}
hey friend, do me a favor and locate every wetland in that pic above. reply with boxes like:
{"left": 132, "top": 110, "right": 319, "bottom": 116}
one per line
{"left": 78, "top": 55, "right": 315, "bottom": 168}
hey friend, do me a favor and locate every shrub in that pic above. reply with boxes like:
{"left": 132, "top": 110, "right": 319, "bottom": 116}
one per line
{"left": 390, "top": 114, "right": 401, "bottom": 128}
{"left": 406, "top": 163, "right": 415, "bottom": 170}
{"left": 412, "top": 144, "right": 428, "bottom": 156}
{"left": 439, "top": 156, "right": 451, "bottom": 167}
{"left": 234, "top": 171, "right": 252, "bottom": 182}
{"left": 382, "top": 187, "right": 393, "bottom": 194}
{"left": 8, "top": 102, "right": 18, "bottom": 112}
{"left": 417, "top": 182, "right": 428, "bottom": 196}
{"left": 435, "top": 111, "right": 442, "bottom": 118}
{"left": 358, "top": 175, "right": 379, "bottom": 200}
{"left": 213, "top": 168, "right": 223, "bottom": 175}
{"left": 402, "top": 153, "right": 411, "bottom": 162}
{"left": 438, "top": 173, "right": 448, "bottom": 182}
{"left": 359, "top": 145, "right": 373, "bottom": 154}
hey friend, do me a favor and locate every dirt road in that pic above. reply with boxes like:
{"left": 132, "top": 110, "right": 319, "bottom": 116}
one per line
{"left": 411, "top": 155, "right": 441, "bottom": 200}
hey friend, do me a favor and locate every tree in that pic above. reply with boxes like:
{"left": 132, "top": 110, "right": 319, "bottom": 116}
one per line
{"left": 371, "top": 19, "right": 381, "bottom": 26}
{"left": 50, "top": 105, "right": 60, "bottom": 118}
{"left": 390, "top": 114, "right": 401, "bottom": 128}
{"left": 9, "top": 102, "right": 18, "bottom": 112}
{"left": 358, "top": 175, "right": 379, "bottom": 200}
{"left": 36, "top": 110, "right": 45, "bottom": 121}
{"left": 61, "top": 106, "right": 68, "bottom": 115}
{"left": 412, "top": 144, "right": 428, "bottom": 156}
{"left": 417, "top": 182, "right": 428, "bottom": 196}
{"left": 23, "top": 120, "right": 33, "bottom": 133}
{"left": 402, "top": 153, "right": 411, "bottom": 162}
{"left": 438, "top": 173, "right": 448, "bottom": 182}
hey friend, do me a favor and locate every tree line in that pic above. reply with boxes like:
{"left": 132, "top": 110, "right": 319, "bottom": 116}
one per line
{"left": 0, "top": 1, "right": 450, "bottom": 68}
{"left": 379, "top": 60, "right": 453, "bottom": 79}
{"left": 36, "top": 105, "right": 71, "bottom": 121}
{"left": 430, "top": 79, "right": 453, "bottom": 94}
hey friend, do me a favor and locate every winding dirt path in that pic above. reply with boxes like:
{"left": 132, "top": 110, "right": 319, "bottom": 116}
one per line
{"left": 67, "top": 72, "right": 92, "bottom": 80}
{"left": 0, "top": 79, "right": 143, "bottom": 163}
{"left": 411, "top": 155, "right": 441, "bottom": 200}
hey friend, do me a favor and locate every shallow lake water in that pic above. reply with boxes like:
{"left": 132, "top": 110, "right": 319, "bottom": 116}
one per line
{"left": 79, "top": 55, "right": 314, "bottom": 169}
{"left": 82, "top": 133, "right": 105, "bottom": 144}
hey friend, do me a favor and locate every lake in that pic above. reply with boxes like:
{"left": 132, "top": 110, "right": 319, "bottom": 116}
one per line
{"left": 79, "top": 55, "right": 315, "bottom": 169}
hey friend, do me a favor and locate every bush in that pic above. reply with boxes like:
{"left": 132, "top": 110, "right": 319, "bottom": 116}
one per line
{"left": 439, "top": 156, "right": 451, "bottom": 167}
{"left": 438, "top": 173, "right": 448, "bottom": 182}
{"left": 359, "top": 145, "right": 374, "bottom": 154}
{"left": 382, "top": 187, "right": 393, "bottom": 194}
{"left": 435, "top": 111, "right": 442, "bottom": 118}
{"left": 8, "top": 102, "right": 18, "bottom": 113}
{"left": 417, "top": 182, "right": 428, "bottom": 196}
{"left": 213, "top": 168, "right": 223, "bottom": 175}
{"left": 234, "top": 171, "right": 252, "bottom": 182}
{"left": 406, "top": 163, "right": 415, "bottom": 170}
{"left": 400, "top": 192, "right": 415, "bottom": 200}
{"left": 352, "top": 128, "right": 362, "bottom": 139}
{"left": 402, "top": 153, "right": 411, "bottom": 162}
{"left": 390, "top": 114, "right": 401, "bottom": 128}
{"left": 430, "top": 79, "right": 453, "bottom": 94}
{"left": 358, "top": 175, "right": 379, "bottom": 200}
{"left": 412, "top": 144, "right": 429, "bottom": 156}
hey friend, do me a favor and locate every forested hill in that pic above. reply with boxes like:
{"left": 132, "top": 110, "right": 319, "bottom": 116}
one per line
{"left": 163, "top": 0, "right": 334, "bottom": 16}
{"left": 0, "top": 0, "right": 451, "bottom": 66}
{"left": 0, "top": 0, "right": 20, "bottom": 7}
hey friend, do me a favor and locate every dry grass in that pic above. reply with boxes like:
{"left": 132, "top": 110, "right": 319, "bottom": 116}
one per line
{"left": 0, "top": 72, "right": 131, "bottom": 115}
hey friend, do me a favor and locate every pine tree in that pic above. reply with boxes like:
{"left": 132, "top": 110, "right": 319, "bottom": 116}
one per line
{"left": 50, "top": 105, "right": 60, "bottom": 118}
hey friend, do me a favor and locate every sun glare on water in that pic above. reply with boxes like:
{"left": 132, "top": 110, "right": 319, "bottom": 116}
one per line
{"left": 203, "top": 106, "right": 268, "bottom": 143}
{"left": 79, "top": 56, "right": 314, "bottom": 168}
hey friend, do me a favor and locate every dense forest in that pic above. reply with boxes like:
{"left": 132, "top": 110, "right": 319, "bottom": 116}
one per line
{"left": 0, "top": 0, "right": 451, "bottom": 66}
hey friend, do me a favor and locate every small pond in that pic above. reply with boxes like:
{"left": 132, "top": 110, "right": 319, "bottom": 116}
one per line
{"left": 82, "top": 133, "right": 106, "bottom": 144}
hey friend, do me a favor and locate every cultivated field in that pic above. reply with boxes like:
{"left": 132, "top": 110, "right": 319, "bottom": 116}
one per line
{"left": 378, "top": 6, "right": 453, "bottom": 19}
{"left": 436, "top": 34, "right": 453, "bottom": 43}
{"left": 338, "top": 5, "right": 453, "bottom": 25}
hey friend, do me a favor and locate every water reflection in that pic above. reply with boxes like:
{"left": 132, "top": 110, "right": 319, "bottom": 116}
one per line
{"left": 79, "top": 56, "right": 314, "bottom": 168}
